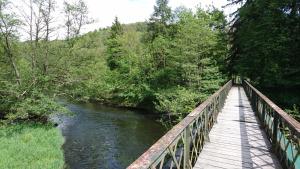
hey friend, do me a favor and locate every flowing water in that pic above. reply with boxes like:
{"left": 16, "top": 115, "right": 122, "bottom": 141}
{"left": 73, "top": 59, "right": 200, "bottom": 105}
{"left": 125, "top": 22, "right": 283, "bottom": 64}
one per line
{"left": 56, "top": 102, "right": 166, "bottom": 169}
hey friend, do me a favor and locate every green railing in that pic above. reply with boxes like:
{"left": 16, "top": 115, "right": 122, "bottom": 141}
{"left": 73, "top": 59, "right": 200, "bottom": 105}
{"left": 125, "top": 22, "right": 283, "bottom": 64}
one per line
{"left": 243, "top": 80, "right": 300, "bottom": 169}
{"left": 127, "top": 80, "right": 232, "bottom": 169}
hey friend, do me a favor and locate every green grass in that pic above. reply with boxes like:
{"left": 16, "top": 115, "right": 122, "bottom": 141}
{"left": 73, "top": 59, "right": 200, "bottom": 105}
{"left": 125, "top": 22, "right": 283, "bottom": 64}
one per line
{"left": 0, "top": 123, "right": 64, "bottom": 169}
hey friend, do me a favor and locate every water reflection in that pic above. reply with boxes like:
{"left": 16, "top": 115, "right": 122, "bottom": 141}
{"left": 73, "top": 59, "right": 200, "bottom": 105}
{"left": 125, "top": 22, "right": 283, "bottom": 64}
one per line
{"left": 58, "top": 102, "right": 166, "bottom": 169}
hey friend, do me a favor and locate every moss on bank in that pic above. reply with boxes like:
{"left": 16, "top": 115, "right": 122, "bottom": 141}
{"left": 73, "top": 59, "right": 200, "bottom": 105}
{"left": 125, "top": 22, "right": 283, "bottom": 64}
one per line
{"left": 0, "top": 123, "right": 64, "bottom": 169}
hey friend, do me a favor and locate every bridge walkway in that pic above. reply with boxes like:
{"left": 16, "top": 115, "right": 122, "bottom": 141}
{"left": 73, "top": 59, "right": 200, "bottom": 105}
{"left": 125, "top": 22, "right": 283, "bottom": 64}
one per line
{"left": 193, "top": 86, "right": 282, "bottom": 169}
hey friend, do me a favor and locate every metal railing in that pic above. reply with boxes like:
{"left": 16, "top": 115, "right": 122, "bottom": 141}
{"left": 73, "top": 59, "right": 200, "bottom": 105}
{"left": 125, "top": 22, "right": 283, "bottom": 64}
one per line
{"left": 243, "top": 80, "right": 300, "bottom": 169}
{"left": 127, "top": 80, "right": 232, "bottom": 169}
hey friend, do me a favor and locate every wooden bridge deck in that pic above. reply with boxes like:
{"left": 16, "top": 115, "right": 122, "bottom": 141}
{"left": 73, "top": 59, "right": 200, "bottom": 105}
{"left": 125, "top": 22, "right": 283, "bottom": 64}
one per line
{"left": 193, "top": 86, "right": 282, "bottom": 169}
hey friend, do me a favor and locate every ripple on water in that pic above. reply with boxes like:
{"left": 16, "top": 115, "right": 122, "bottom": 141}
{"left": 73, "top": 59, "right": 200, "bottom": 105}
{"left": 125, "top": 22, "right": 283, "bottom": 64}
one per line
{"left": 55, "top": 102, "right": 166, "bottom": 169}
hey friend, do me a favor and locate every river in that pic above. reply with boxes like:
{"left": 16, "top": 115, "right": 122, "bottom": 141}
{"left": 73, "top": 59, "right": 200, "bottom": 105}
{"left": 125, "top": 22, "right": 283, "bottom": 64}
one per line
{"left": 56, "top": 102, "right": 166, "bottom": 169}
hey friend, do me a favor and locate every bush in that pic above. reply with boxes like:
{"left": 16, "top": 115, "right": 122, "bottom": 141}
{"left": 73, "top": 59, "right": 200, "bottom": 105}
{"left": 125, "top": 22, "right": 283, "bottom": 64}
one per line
{"left": 154, "top": 87, "right": 203, "bottom": 121}
{"left": 286, "top": 105, "right": 300, "bottom": 121}
{"left": 0, "top": 81, "right": 68, "bottom": 122}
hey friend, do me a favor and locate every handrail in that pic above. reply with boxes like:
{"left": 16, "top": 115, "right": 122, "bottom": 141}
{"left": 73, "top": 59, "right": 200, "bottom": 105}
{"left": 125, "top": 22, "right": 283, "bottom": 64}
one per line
{"left": 243, "top": 80, "right": 300, "bottom": 169}
{"left": 127, "top": 80, "right": 232, "bottom": 169}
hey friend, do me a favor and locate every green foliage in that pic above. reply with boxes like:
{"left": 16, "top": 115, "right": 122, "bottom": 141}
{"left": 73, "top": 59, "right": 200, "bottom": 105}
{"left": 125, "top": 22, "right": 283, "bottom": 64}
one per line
{"left": 0, "top": 0, "right": 229, "bottom": 125}
{"left": 154, "top": 87, "right": 201, "bottom": 120}
{"left": 148, "top": 8, "right": 228, "bottom": 121}
{"left": 111, "top": 17, "right": 123, "bottom": 38}
{"left": 61, "top": 7, "right": 228, "bottom": 122}
{"left": 0, "top": 78, "right": 69, "bottom": 122}
{"left": 227, "top": 0, "right": 300, "bottom": 119}
{"left": 286, "top": 105, "right": 300, "bottom": 121}
{"left": 228, "top": 0, "right": 300, "bottom": 87}
{"left": 0, "top": 123, "right": 64, "bottom": 169}
{"left": 171, "top": 9, "right": 227, "bottom": 90}
{"left": 106, "top": 17, "right": 124, "bottom": 70}
{"left": 146, "top": 0, "right": 173, "bottom": 41}
{"left": 149, "top": 35, "right": 170, "bottom": 70}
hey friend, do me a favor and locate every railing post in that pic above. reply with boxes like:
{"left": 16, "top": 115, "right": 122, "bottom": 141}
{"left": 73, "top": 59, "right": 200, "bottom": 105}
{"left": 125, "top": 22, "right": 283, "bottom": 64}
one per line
{"left": 262, "top": 103, "right": 266, "bottom": 126}
{"left": 204, "top": 109, "right": 209, "bottom": 142}
{"left": 218, "top": 94, "right": 221, "bottom": 113}
{"left": 272, "top": 113, "right": 279, "bottom": 149}
{"left": 213, "top": 98, "right": 217, "bottom": 123}
{"left": 252, "top": 92, "right": 256, "bottom": 112}
{"left": 254, "top": 96, "right": 258, "bottom": 114}
{"left": 184, "top": 127, "right": 191, "bottom": 169}
{"left": 256, "top": 96, "right": 259, "bottom": 113}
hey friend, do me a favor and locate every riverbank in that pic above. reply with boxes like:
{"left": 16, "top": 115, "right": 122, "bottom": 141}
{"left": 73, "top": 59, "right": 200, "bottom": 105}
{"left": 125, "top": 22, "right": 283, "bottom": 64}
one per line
{"left": 0, "top": 123, "right": 64, "bottom": 169}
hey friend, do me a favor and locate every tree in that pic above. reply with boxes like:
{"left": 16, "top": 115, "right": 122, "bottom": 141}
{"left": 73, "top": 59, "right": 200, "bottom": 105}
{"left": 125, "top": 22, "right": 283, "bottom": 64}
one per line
{"left": 40, "top": 0, "right": 56, "bottom": 74}
{"left": 145, "top": 0, "right": 174, "bottom": 74}
{"left": 228, "top": 0, "right": 300, "bottom": 87}
{"left": 0, "top": 0, "right": 69, "bottom": 122}
{"left": 63, "top": 0, "right": 92, "bottom": 40}
{"left": 18, "top": 0, "right": 56, "bottom": 76}
{"left": 0, "top": 0, "right": 21, "bottom": 85}
{"left": 61, "top": 0, "right": 93, "bottom": 88}
{"left": 171, "top": 8, "right": 226, "bottom": 92}
{"left": 110, "top": 17, "right": 123, "bottom": 38}
{"left": 146, "top": 0, "right": 172, "bottom": 42}
{"left": 106, "top": 17, "right": 124, "bottom": 70}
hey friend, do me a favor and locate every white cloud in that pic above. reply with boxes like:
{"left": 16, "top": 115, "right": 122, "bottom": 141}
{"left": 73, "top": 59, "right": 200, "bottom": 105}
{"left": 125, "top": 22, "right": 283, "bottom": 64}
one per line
{"left": 12, "top": 0, "right": 238, "bottom": 39}
{"left": 83, "top": 0, "right": 237, "bottom": 33}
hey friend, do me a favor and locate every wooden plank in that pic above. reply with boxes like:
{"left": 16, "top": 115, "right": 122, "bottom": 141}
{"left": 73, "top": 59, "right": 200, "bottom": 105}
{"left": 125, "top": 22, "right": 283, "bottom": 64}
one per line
{"left": 207, "top": 140, "right": 271, "bottom": 150}
{"left": 193, "top": 86, "right": 282, "bottom": 169}
{"left": 199, "top": 155, "right": 254, "bottom": 168}
{"left": 198, "top": 150, "right": 255, "bottom": 163}
{"left": 195, "top": 158, "right": 253, "bottom": 169}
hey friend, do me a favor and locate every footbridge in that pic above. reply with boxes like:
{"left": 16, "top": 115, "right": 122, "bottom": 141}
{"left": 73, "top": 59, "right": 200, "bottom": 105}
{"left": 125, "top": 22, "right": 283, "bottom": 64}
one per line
{"left": 127, "top": 80, "right": 300, "bottom": 169}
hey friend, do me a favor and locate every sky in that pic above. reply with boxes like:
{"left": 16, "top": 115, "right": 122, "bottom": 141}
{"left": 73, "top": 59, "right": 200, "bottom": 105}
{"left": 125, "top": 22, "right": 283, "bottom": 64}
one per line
{"left": 83, "top": 0, "right": 237, "bottom": 33}
{"left": 13, "top": 0, "right": 239, "bottom": 39}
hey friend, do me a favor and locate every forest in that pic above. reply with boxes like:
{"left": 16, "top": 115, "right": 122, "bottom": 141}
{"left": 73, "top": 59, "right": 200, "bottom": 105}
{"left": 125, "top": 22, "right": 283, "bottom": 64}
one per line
{"left": 0, "top": 0, "right": 299, "bottom": 168}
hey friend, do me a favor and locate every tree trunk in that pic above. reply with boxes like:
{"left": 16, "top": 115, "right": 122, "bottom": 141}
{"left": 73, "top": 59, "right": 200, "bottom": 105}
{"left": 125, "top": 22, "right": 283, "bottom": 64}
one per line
{"left": 4, "top": 36, "right": 21, "bottom": 85}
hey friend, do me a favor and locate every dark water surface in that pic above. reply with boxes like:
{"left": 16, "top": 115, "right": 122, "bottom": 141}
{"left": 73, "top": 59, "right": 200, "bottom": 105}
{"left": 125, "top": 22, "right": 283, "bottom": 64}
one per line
{"left": 58, "top": 102, "right": 166, "bottom": 169}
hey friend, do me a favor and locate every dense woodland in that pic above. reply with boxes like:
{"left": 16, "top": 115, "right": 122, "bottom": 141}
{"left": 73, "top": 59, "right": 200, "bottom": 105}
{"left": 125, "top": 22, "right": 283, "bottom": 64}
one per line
{"left": 228, "top": 0, "right": 300, "bottom": 119}
{"left": 0, "top": 0, "right": 229, "bottom": 124}
{"left": 0, "top": 0, "right": 299, "bottom": 125}
{"left": 229, "top": 0, "right": 300, "bottom": 87}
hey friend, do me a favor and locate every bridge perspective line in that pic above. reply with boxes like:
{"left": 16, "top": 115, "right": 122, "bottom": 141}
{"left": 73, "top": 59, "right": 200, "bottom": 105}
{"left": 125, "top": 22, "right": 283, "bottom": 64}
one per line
{"left": 127, "top": 80, "right": 300, "bottom": 169}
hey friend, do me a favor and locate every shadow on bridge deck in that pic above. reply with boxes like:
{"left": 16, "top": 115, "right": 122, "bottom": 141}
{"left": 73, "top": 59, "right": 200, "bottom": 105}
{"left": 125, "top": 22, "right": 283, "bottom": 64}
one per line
{"left": 193, "top": 86, "right": 282, "bottom": 169}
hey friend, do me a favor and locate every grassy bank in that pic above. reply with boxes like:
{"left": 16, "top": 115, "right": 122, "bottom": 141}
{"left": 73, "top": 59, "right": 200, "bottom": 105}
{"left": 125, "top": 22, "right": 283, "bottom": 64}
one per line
{"left": 0, "top": 123, "right": 64, "bottom": 169}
